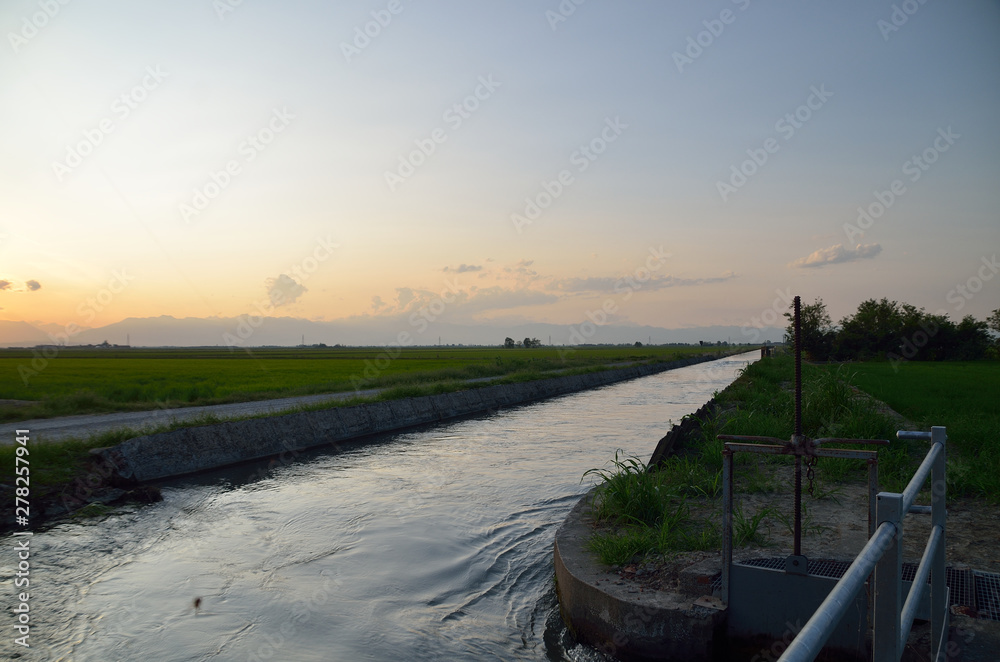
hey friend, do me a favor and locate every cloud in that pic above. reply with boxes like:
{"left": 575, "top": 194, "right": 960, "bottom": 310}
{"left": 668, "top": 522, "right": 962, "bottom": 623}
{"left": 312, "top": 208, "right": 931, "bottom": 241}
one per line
{"left": 450, "top": 287, "right": 558, "bottom": 315}
{"left": 355, "top": 284, "right": 559, "bottom": 324}
{"left": 394, "top": 287, "right": 416, "bottom": 310}
{"left": 0, "top": 279, "right": 42, "bottom": 292}
{"left": 501, "top": 259, "right": 539, "bottom": 281}
{"left": 550, "top": 271, "right": 736, "bottom": 293}
{"left": 265, "top": 274, "right": 307, "bottom": 306}
{"left": 443, "top": 264, "right": 483, "bottom": 273}
{"left": 789, "top": 243, "right": 882, "bottom": 268}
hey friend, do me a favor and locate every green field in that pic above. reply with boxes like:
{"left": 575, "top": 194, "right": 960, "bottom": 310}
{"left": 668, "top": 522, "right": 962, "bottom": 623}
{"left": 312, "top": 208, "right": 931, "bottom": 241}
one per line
{"left": 0, "top": 345, "right": 736, "bottom": 421}
{"left": 829, "top": 361, "right": 1000, "bottom": 498}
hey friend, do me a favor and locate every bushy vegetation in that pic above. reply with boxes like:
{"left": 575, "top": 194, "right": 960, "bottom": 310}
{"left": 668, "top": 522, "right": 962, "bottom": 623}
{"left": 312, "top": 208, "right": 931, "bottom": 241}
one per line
{"left": 786, "top": 298, "right": 999, "bottom": 363}
{"left": 584, "top": 352, "right": 998, "bottom": 567}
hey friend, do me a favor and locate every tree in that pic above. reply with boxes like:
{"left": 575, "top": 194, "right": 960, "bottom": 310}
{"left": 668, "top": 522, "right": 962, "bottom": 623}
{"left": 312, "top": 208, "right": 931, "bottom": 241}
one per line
{"left": 954, "top": 315, "right": 991, "bottom": 360}
{"left": 988, "top": 309, "right": 1000, "bottom": 335}
{"left": 988, "top": 309, "right": 1000, "bottom": 358}
{"left": 504, "top": 337, "right": 516, "bottom": 349}
{"left": 523, "top": 337, "right": 542, "bottom": 348}
{"left": 783, "top": 297, "right": 835, "bottom": 360}
{"left": 835, "top": 298, "right": 903, "bottom": 360}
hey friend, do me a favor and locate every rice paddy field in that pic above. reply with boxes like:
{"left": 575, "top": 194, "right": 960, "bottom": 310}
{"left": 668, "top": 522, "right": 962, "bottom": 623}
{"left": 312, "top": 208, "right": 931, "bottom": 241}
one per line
{"left": 829, "top": 360, "right": 1000, "bottom": 499}
{"left": 0, "top": 344, "right": 732, "bottom": 421}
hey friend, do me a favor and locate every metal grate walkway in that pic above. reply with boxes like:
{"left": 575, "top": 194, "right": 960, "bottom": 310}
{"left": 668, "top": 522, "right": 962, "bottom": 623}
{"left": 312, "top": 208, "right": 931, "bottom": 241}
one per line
{"left": 974, "top": 571, "right": 1000, "bottom": 621}
{"left": 711, "top": 558, "right": 997, "bottom": 621}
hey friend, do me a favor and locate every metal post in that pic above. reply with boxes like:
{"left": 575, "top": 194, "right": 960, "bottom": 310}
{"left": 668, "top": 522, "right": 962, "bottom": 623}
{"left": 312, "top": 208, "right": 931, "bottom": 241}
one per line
{"left": 794, "top": 455, "right": 802, "bottom": 556}
{"left": 793, "top": 295, "right": 802, "bottom": 437}
{"left": 867, "top": 457, "right": 879, "bottom": 636}
{"left": 722, "top": 447, "right": 733, "bottom": 605}
{"left": 873, "top": 492, "right": 902, "bottom": 661}
{"left": 867, "top": 459, "right": 878, "bottom": 540}
{"left": 792, "top": 295, "right": 803, "bottom": 557}
{"left": 930, "top": 426, "right": 947, "bottom": 659}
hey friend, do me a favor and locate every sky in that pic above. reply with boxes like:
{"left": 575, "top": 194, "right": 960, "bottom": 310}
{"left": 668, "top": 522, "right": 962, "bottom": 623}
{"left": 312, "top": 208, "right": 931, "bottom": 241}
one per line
{"left": 1, "top": 0, "right": 998, "bottom": 341}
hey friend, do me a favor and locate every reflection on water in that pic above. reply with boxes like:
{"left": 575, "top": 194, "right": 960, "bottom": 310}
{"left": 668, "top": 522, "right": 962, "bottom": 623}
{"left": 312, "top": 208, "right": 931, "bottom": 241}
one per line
{"left": 4, "top": 352, "right": 756, "bottom": 661}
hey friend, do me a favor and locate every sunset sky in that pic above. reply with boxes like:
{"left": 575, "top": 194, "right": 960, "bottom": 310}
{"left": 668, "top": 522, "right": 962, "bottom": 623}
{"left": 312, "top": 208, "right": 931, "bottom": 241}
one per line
{"left": 1, "top": 0, "right": 998, "bottom": 339}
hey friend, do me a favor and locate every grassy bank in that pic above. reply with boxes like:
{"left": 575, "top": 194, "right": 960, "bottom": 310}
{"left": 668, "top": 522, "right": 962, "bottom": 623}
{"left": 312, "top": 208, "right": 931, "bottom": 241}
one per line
{"left": 1, "top": 352, "right": 739, "bottom": 524}
{"left": 586, "top": 354, "right": 997, "bottom": 566}
{"left": 0, "top": 345, "right": 734, "bottom": 421}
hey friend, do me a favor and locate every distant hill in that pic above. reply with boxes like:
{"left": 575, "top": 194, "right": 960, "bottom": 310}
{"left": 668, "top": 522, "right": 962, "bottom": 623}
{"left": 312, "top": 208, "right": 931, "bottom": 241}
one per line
{"left": 0, "top": 315, "right": 784, "bottom": 348}
{"left": 0, "top": 320, "right": 52, "bottom": 347}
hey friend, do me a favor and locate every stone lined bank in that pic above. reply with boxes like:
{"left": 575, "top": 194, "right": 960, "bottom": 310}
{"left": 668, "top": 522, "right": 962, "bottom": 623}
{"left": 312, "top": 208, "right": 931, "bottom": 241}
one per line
{"left": 97, "top": 354, "right": 722, "bottom": 483}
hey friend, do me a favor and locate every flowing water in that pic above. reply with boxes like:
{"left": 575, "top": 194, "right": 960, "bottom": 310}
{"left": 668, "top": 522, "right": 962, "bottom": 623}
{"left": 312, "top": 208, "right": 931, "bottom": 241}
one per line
{"left": 4, "top": 352, "right": 757, "bottom": 661}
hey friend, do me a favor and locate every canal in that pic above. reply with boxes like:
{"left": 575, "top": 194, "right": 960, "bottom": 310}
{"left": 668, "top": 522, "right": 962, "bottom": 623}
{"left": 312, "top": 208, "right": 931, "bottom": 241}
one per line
{"left": 4, "top": 351, "right": 757, "bottom": 661}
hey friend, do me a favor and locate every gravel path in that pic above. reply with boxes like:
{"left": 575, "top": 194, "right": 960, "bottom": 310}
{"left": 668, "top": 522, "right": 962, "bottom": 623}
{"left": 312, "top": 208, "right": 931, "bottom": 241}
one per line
{"left": 0, "top": 388, "right": 384, "bottom": 445}
{"left": 0, "top": 375, "right": 515, "bottom": 445}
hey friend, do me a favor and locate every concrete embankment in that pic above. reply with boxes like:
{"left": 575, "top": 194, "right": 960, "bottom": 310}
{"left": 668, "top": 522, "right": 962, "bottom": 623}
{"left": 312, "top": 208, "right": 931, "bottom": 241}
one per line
{"left": 97, "top": 355, "right": 721, "bottom": 483}
{"left": 554, "top": 489, "right": 726, "bottom": 661}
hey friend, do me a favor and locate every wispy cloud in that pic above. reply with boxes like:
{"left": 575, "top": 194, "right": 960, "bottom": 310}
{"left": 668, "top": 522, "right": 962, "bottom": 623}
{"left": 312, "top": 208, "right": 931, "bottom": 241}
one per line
{"left": 362, "top": 284, "right": 558, "bottom": 321}
{"left": 789, "top": 243, "right": 882, "bottom": 269}
{"left": 550, "top": 271, "right": 736, "bottom": 293}
{"left": 25, "top": 279, "right": 41, "bottom": 291}
{"left": 443, "top": 264, "right": 483, "bottom": 273}
{"left": 0, "top": 280, "right": 10, "bottom": 291}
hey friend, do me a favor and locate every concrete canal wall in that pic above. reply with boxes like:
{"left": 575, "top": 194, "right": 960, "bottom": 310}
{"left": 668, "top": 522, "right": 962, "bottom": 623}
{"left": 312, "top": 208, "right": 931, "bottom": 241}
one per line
{"left": 97, "top": 354, "right": 722, "bottom": 483}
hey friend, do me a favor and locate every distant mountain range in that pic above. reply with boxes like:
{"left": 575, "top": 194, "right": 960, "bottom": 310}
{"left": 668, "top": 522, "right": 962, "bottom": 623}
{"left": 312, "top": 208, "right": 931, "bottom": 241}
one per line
{"left": 0, "top": 315, "right": 785, "bottom": 348}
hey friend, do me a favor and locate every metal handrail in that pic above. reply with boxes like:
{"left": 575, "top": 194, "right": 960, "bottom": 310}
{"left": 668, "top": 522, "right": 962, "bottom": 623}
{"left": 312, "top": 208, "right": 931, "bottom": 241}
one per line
{"left": 776, "top": 426, "right": 947, "bottom": 662}
{"left": 778, "top": 522, "right": 898, "bottom": 659}
{"left": 901, "top": 441, "right": 942, "bottom": 513}
{"left": 899, "top": 525, "right": 942, "bottom": 651}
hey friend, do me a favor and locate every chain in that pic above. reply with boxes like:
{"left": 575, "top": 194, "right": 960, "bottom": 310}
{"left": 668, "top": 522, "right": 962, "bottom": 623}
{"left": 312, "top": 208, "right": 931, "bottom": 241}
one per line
{"left": 806, "top": 454, "right": 817, "bottom": 497}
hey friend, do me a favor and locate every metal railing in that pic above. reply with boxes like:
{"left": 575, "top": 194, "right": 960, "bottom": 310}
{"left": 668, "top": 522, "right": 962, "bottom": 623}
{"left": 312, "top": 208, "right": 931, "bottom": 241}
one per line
{"left": 721, "top": 438, "right": 885, "bottom": 605}
{"left": 777, "top": 426, "right": 948, "bottom": 662}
